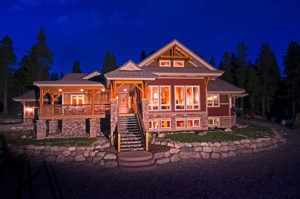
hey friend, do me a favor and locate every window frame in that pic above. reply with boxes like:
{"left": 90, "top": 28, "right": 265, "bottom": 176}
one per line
{"left": 148, "top": 86, "right": 160, "bottom": 111}
{"left": 160, "top": 86, "right": 171, "bottom": 111}
{"left": 148, "top": 86, "right": 171, "bottom": 111}
{"left": 176, "top": 119, "right": 186, "bottom": 128}
{"left": 186, "top": 86, "right": 200, "bottom": 110}
{"left": 207, "top": 94, "right": 220, "bottom": 107}
{"left": 175, "top": 86, "right": 185, "bottom": 110}
{"left": 208, "top": 117, "right": 220, "bottom": 126}
{"left": 173, "top": 60, "right": 185, "bottom": 67}
{"left": 161, "top": 120, "right": 171, "bottom": 128}
{"left": 187, "top": 119, "right": 200, "bottom": 128}
{"left": 159, "top": 60, "right": 171, "bottom": 67}
{"left": 71, "top": 95, "right": 85, "bottom": 105}
{"left": 149, "top": 120, "right": 160, "bottom": 129}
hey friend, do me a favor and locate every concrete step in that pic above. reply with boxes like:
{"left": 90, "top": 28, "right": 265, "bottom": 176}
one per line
{"left": 120, "top": 163, "right": 157, "bottom": 172}
{"left": 118, "top": 151, "right": 154, "bottom": 162}
{"left": 118, "top": 151, "right": 157, "bottom": 171}
{"left": 118, "top": 158, "right": 154, "bottom": 167}
{"left": 120, "top": 147, "right": 145, "bottom": 152}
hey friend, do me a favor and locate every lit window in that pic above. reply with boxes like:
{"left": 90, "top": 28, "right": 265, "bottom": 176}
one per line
{"left": 187, "top": 120, "right": 193, "bottom": 127}
{"left": 208, "top": 118, "right": 220, "bottom": 125}
{"left": 71, "top": 95, "right": 84, "bottom": 105}
{"left": 175, "top": 86, "right": 185, "bottom": 110}
{"left": 207, "top": 95, "right": 219, "bottom": 107}
{"left": 161, "top": 120, "right": 171, "bottom": 128}
{"left": 176, "top": 120, "right": 185, "bottom": 128}
{"left": 148, "top": 86, "right": 170, "bottom": 111}
{"left": 186, "top": 86, "right": 200, "bottom": 110}
{"left": 159, "top": 60, "right": 171, "bottom": 67}
{"left": 194, "top": 119, "right": 200, "bottom": 127}
{"left": 160, "top": 86, "right": 170, "bottom": 110}
{"left": 173, "top": 60, "right": 185, "bottom": 67}
{"left": 187, "top": 119, "right": 200, "bottom": 128}
{"left": 149, "top": 120, "right": 160, "bottom": 129}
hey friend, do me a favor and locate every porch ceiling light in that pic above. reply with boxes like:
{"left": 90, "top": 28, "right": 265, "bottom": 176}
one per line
{"left": 101, "top": 88, "right": 105, "bottom": 92}
{"left": 124, "top": 89, "right": 127, "bottom": 92}
{"left": 58, "top": 89, "right": 62, "bottom": 92}
{"left": 80, "top": 89, "right": 84, "bottom": 92}
{"left": 26, "top": 107, "right": 33, "bottom": 112}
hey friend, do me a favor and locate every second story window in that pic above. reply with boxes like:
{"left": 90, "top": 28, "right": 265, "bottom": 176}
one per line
{"left": 173, "top": 60, "right": 185, "bottom": 67}
{"left": 159, "top": 60, "right": 171, "bottom": 67}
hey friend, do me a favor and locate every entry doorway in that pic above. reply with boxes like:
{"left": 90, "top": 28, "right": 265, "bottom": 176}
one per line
{"left": 117, "top": 93, "right": 129, "bottom": 114}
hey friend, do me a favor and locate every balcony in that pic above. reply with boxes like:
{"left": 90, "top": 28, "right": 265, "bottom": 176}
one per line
{"left": 39, "top": 104, "right": 110, "bottom": 119}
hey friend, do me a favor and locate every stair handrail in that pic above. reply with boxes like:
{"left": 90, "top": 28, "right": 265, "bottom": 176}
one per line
{"left": 136, "top": 108, "right": 148, "bottom": 151}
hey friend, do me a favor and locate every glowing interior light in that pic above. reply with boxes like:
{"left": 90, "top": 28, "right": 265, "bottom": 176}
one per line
{"left": 80, "top": 89, "right": 84, "bottom": 92}
{"left": 58, "top": 89, "right": 62, "bottom": 92}
{"left": 26, "top": 107, "right": 33, "bottom": 112}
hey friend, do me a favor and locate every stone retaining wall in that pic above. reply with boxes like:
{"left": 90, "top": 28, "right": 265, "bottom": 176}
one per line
{"left": 151, "top": 135, "right": 286, "bottom": 165}
{"left": 4, "top": 137, "right": 118, "bottom": 168}
{"left": 0, "top": 123, "right": 34, "bottom": 132}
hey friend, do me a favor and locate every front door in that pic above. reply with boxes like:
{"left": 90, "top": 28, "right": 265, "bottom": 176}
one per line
{"left": 118, "top": 93, "right": 129, "bottom": 114}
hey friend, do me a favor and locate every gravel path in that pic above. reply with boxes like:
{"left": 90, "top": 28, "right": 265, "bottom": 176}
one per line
{"left": 1, "top": 130, "right": 300, "bottom": 198}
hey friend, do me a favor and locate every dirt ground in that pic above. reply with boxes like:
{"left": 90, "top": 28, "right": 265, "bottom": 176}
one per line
{"left": 0, "top": 121, "right": 300, "bottom": 199}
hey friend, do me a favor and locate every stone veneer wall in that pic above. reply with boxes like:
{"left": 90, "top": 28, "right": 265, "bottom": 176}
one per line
{"left": 110, "top": 99, "right": 118, "bottom": 138}
{"left": 0, "top": 123, "right": 34, "bottom": 132}
{"left": 142, "top": 99, "right": 149, "bottom": 132}
{"left": 151, "top": 134, "right": 286, "bottom": 165}
{"left": 218, "top": 116, "right": 236, "bottom": 128}
{"left": 149, "top": 112, "right": 208, "bottom": 132}
{"left": 61, "top": 119, "right": 87, "bottom": 137}
{"left": 5, "top": 137, "right": 118, "bottom": 168}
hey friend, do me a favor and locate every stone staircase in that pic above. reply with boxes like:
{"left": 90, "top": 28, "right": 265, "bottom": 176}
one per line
{"left": 118, "top": 115, "right": 145, "bottom": 152}
{"left": 118, "top": 151, "right": 157, "bottom": 171}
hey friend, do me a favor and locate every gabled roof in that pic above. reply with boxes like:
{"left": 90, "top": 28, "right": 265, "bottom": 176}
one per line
{"left": 83, "top": 71, "right": 101, "bottom": 79}
{"left": 207, "top": 79, "right": 246, "bottom": 93}
{"left": 143, "top": 67, "right": 223, "bottom": 77}
{"left": 138, "top": 39, "right": 219, "bottom": 71}
{"left": 34, "top": 72, "right": 104, "bottom": 87}
{"left": 13, "top": 89, "right": 49, "bottom": 101}
{"left": 104, "top": 60, "right": 157, "bottom": 80}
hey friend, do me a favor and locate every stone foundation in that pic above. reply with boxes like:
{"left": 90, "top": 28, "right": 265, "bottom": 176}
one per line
{"left": 142, "top": 99, "right": 149, "bottom": 133}
{"left": 219, "top": 116, "right": 236, "bottom": 128}
{"left": 89, "top": 118, "right": 100, "bottom": 138}
{"left": 149, "top": 111, "right": 208, "bottom": 132}
{"left": 61, "top": 119, "right": 87, "bottom": 137}
{"left": 36, "top": 120, "right": 47, "bottom": 140}
{"left": 110, "top": 99, "right": 118, "bottom": 138}
{"left": 24, "top": 116, "right": 34, "bottom": 125}
{"left": 49, "top": 120, "right": 58, "bottom": 135}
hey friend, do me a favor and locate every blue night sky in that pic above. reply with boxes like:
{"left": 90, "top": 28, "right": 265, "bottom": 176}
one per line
{"left": 1, "top": 0, "right": 300, "bottom": 75}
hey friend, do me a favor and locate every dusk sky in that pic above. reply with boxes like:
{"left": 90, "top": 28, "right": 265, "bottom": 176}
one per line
{"left": 1, "top": 0, "right": 300, "bottom": 74}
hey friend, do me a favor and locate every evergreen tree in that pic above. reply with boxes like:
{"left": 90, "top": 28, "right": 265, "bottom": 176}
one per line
{"left": 257, "top": 43, "right": 280, "bottom": 118}
{"left": 245, "top": 64, "right": 260, "bottom": 115}
{"left": 50, "top": 72, "right": 59, "bottom": 80}
{"left": 60, "top": 72, "right": 64, "bottom": 80}
{"left": 140, "top": 50, "right": 147, "bottom": 61}
{"left": 14, "top": 55, "right": 32, "bottom": 94}
{"left": 209, "top": 56, "right": 215, "bottom": 67}
{"left": 219, "top": 51, "right": 234, "bottom": 83}
{"left": 101, "top": 50, "right": 118, "bottom": 74}
{"left": 72, "top": 60, "right": 82, "bottom": 73}
{"left": 111, "top": 53, "right": 118, "bottom": 70}
{"left": 0, "top": 35, "right": 17, "bottom": 116}
{"left": 283, "top": 41, "right": 300, "bottom": 116}
{"left": 35, "top": 28, "right": 53, "bottom": 80}
{"left": 149, "top": 50, "right": 156, "bottom": 55}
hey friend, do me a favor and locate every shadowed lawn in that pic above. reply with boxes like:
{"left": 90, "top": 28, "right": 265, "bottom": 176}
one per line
{"left": 164, "top": 124, "right": 274, "bottom": 143}
{"left": 0, "top": 130, "right": 96, "bottom": 146}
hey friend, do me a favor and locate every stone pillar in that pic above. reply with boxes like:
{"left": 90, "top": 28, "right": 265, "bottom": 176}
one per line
{"left": 49, "top": 120, "right": 58, "bottom": 134}
{"left": 96, "top": 118, "right": 101, "bottom": 135}
{"left": 24, "top": 116, "right": 34, "bottom": 125}
{"left": 110, "top": 99, "right": 118, "bottom": 139}
{"left": 89, "top": 118, "right": 97, "bottom": 138}
{"left": 36, "top": 120, "right": 47, "bottom": 140}
{"left": 142, "top": 99, "right": 149, "bottom": 133}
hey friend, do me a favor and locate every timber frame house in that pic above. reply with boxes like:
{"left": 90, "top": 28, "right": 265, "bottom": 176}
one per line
{"left": 14, "top": 39, "right": 246, "bottom": 152}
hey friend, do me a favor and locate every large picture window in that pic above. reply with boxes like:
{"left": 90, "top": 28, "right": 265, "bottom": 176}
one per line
{"left": 71, "top": 95, "right": 84, "bottom": 105}
{"left": 207, "top": 94, "right": 219, "bottom": 107}
{"left": 175, "top": 86, "right": 200, "bottom": 110}
{"left": 148, "top": 86, "right": 170, "bottom": 111}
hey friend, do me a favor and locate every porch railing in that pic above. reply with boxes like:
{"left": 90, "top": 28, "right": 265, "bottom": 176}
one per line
{"left": 136, "top": 103, "right": 148, "bottom": 151}
{"left": 40, "top": 104, "right": 110, "bottom": 116}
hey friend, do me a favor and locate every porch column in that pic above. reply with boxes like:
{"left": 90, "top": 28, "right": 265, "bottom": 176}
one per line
{"left": 110, "top": 99, "right": 118, "bottom": 143}
{"left": 89, "top": 118, "right": 97, "bottom": 138}
{"left": 39, "top": 89, "right": 45, "bottom": 116}
{"left": 50, "top": 93, "right": 55, "bottom": 115}
{"left": 141, "top": 99, "right": 149, "bottom": 133}
{"left": 36, "top": 120, "right": 47, "bottom": 140}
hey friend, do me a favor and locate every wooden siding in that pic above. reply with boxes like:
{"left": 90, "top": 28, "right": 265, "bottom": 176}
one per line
{"left": 208, "top": 104, "right": 230, "bottom": 116}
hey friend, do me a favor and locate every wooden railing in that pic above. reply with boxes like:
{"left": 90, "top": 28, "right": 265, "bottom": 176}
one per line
{"left": 136, "top": 104, "right": 148, "bottom": 151}
{"left": 40, "top": 104, "right": 110, "bottom": 116}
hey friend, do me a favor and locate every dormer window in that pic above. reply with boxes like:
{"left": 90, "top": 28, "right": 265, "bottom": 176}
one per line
{"left": 159, "top": 60, "right": 171, "bottom": 67}
{"left": 173, "top": 60, "right": 185, "bottom": 67}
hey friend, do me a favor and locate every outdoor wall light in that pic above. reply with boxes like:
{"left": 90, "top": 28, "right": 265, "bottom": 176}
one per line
{"left": 58, "top": 89, "right": 62, "bottom": 92}
{"left": 26, "top": 107, "right": 33, "bottom": 112}
{"left": 102, "top": 88, "right": 105, "bottom": 92}
{"left": 124, "top": 89, "right": 127, "bottom": 92}
{"left": 80, "top": 89, "right": 84, "bottom": 92}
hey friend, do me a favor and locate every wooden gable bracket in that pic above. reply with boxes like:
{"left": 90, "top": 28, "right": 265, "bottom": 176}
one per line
{"left": 204, "top": 77, "right": 211, "bottom": 92}
{"left": 156, "top": 45, "right": 193, "bottom": 61}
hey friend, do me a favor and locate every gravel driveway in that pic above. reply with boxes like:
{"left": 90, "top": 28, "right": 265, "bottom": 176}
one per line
{"left": 1, "top": 130, "right": 300, "bottom": 199}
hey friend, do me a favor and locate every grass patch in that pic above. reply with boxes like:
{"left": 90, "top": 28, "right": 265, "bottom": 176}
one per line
{"left": 163, "top": 123, "right": 274, "bottom": 143}
{"left": 0, "top": 131, "right": 96, "bottom": 146}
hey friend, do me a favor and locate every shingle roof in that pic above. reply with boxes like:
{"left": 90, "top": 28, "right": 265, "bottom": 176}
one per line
{"left": 207, "top": 79, "right": 245, "bottom": 93}
{"left": 13, "top": 89, "right": 49, "bottom": 101}
{"left": 143, "top": 66, "right": 223, "bottom": 75}
{"left": 61, "top": 73, "right": 88, "bottom": 80}
{"left": 105, "top": 60, "right": 157, "bottom": 80}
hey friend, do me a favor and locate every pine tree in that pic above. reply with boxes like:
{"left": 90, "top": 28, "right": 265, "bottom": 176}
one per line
{"left": 257, "top": 43, "right": 280, "bottom": 118}
{"left": 283, "top": 41, "right": 300, "bottom": 116}
{"left": 60, "top": 72, "right": 64, "bottom": 80}
{"left": 72, "top": 60, "right": 82, "bottom": 73}
{"left": 111, "top": 53, "right": 118, "bottom": 70}
{"left": 0, "top": 35, "right": 17, "bottom": 116}
{"left": 245, "top": 64, "right": 260, "bottom": 115}
{"left": 50, "top": 72, "right": 58, "bottom": 80}
{"left": 219, "top": 51, "right": 234, "bottom": 83}
{"left": 101, "top": 50, "right": 118, "bottom": 74}
{"left": 140, "top": 50, "right": 147, "bottom": 61}
{"left": 34, "top": 28, "right": 53, "bottom": 80}
{"left": 209, "top": 56, "right": 215, "bottom": 67}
